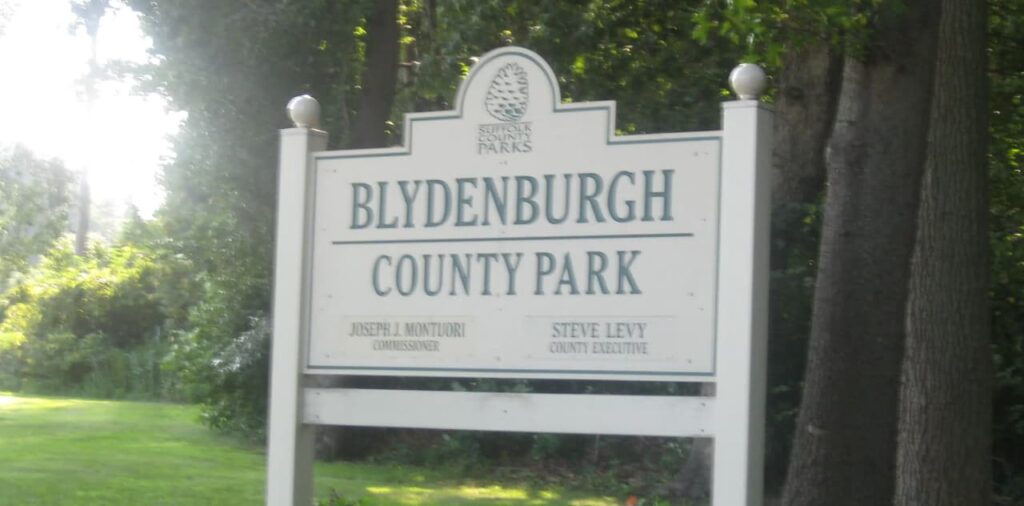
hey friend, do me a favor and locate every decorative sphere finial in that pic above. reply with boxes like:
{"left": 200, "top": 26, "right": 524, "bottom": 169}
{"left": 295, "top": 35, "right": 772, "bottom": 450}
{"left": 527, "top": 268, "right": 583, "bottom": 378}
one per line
{"left": 729, "top": 63, "right": 767, "bottom": 100}
{"left": 287, "top": 94, "right": 320, "bottom": 128}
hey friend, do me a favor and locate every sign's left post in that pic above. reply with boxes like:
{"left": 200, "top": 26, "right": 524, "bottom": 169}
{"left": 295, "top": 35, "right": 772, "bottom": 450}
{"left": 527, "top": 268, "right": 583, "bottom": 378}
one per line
{"left": 266, "top": 95, "right": 326, "bottom": 506}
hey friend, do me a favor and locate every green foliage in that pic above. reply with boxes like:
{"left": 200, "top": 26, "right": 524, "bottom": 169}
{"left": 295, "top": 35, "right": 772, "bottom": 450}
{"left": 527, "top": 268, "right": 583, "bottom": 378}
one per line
{"left": 989, "top": 0, "right": 1024, "bottom": 498}
{"left": 155, "top": 273, "right": 270, "bottom": 428}
{"left": 765, "top": 201, "right": 821, "bottom": 488}
{"left": 404, "top": 0, "right": 740, "bottom": 133}
{"left": 369, "top": 426, "right": 690, "bottom": 501}
{"left": 0, "top": 145, "right": 74, "bottom": 290}
{"left": 691, "top": 0, "right": 895, "bottom": 65}
{"left": 178, "top": 314, "right": 271, "bottom": 439}
{"left": 0, "top": 238, "right": 187, "bottom": 399}
{"left": 117, "top": 0, "right": 384, "bottom": 435}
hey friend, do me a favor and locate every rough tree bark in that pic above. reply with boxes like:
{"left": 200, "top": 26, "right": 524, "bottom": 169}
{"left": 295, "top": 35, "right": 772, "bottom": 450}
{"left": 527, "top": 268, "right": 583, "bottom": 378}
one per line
{"left": 348, "top": 0, "right": 400, "bottom": 149}
{"left": 895, "top": 0, "right": 992, "bottom": 504}
{"left": 770, "top": 43, "right": 843, "bottom": 206}
{"left": 781, "top": 2, "right": 941, "bottom": 505}
{"left": 674, "top": 41, "right": 842, "bottom": 501}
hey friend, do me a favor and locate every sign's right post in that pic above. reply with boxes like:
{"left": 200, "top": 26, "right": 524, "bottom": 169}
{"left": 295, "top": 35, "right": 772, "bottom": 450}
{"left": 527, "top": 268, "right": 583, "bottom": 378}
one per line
{"left": 713, "top": 65, "right": 772, "bottom": 506}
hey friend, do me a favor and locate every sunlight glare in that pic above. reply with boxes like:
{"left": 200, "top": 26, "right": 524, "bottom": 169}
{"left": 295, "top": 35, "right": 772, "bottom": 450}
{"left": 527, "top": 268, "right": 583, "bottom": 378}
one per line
{"left": 0, "top": 0, "right": 184, "bottom": 219}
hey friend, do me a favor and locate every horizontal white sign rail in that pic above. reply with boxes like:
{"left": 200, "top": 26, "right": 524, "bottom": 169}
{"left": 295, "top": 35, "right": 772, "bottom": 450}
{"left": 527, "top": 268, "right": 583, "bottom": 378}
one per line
{"left": 303, "top": 388, "right": 715, "bottom": 438}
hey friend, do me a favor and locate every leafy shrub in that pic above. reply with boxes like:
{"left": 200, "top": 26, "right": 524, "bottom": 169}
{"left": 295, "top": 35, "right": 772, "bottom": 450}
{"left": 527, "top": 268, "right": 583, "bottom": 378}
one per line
{"left": 0, "top": 239, "right": 183, "bottom": 399}
{"left": 160, "top": 272, "right": 272, "bottom": 438}
{"left": 200, "top": 315, "right": 271, "bottom": 439}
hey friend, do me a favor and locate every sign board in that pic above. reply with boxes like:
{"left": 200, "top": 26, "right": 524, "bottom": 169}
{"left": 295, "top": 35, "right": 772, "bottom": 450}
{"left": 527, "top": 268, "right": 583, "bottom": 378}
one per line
{"left": 266, "top": 46, "right": 772, "bottom": 506}
{"left": 306, "top": 48, "right": 721, "bottom": 380}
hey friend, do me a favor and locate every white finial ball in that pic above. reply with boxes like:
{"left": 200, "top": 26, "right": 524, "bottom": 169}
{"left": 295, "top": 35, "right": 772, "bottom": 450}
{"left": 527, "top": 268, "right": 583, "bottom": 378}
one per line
{"left": 729, "top": 63, "right": 767, "bottom": 100}
{"left": 287, "top": 94, "right": 320, "bottom": 128}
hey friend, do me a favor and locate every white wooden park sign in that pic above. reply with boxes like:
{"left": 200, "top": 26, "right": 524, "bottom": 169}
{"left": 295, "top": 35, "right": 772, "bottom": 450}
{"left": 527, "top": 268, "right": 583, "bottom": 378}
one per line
{"left": 266, "top": 46, "right": 771, "bottom": 506}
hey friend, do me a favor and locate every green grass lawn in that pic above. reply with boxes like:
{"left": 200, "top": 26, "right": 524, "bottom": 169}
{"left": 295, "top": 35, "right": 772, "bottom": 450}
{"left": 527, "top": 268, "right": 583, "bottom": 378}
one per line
{"left": 0, "top": 393, "right": 617, "bottom": 505}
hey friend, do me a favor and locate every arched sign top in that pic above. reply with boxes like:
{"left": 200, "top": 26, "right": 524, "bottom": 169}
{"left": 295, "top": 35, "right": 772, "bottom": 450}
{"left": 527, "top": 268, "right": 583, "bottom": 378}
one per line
{"left": 453, "top": 46, "right": 563, "bottom": 124}
{"left": 321, "top": 46, "right": 714, "bottom": 162}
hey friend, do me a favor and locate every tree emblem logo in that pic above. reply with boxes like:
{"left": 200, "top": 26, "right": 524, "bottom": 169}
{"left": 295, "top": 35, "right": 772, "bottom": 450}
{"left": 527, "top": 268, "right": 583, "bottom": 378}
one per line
{"left": 484, "top": 63, "right": 529, "bottom": 122}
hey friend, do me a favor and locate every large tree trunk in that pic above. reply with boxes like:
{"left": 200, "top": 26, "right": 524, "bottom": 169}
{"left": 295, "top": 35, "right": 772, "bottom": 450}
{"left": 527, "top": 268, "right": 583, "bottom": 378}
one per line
{"left": 348, "top": 0, "right": 400, "bottom": 149}
{"left": 318, "top": 0, "right": 401, "bottom": 459}
{"left": 895, "top": 1, "right": 991, "bottom": 504}
{"left": 781, "top": 2, "right": 941, "bottom": 505}
{"left": 771, "top": 43, "right": 843, "bottom": 206}
{"left": 763, "top": 41, "right": 842, "bottom": 496}
{"left": 673, "top": 41, "right": 842, "bottom": 501}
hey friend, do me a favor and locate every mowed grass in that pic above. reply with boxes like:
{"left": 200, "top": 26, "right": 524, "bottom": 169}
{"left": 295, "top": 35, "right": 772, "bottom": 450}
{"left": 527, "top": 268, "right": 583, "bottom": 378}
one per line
{"left": 0, "top": 393, "right": 617, "bottom": 505}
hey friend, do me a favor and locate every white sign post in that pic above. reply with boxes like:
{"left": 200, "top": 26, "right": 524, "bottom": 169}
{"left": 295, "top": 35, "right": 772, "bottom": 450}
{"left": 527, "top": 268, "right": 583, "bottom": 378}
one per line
{"left": 266, "top": 47, "right": 771, "bottom": 506}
